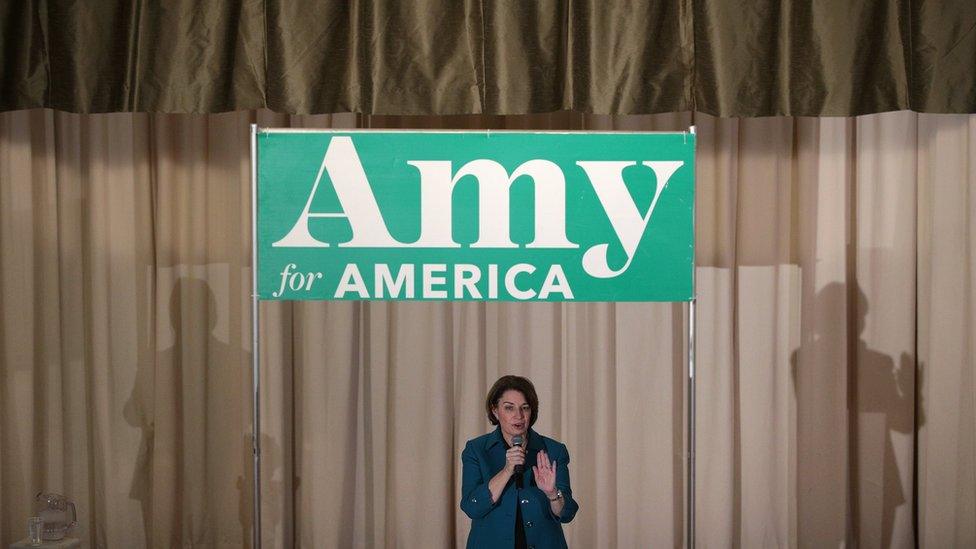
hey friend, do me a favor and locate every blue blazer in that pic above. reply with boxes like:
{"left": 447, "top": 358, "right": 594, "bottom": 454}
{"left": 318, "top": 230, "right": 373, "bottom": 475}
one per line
{"left": 460, "top": 427, "right": 579, "bottom": 549}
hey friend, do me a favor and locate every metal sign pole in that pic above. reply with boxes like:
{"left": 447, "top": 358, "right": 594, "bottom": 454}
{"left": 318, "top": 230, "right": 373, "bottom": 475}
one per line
{"left": 686, "top": 124, "right": 696, "bottom": 549}
{"left": 687, "top": 296, "right": 696, "bottom": 548}
{"left": 250, "top": 124, "right": 263, "bottom": 549}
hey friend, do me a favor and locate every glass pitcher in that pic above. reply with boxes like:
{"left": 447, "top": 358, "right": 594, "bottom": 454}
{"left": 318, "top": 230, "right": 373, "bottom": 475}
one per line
{"left": 35, "top": 492, "right": 77, "bottom": 541}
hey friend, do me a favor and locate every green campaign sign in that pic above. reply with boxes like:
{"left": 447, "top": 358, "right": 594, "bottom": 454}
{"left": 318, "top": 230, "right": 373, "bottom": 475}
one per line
{"left": 256, "top": 130, "right": 694, "bottom": 302}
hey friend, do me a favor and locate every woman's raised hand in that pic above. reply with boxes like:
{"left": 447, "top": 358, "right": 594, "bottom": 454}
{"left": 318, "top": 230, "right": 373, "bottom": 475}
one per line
{"left": 533, "top": 450, "right": 557, "bottom": 496}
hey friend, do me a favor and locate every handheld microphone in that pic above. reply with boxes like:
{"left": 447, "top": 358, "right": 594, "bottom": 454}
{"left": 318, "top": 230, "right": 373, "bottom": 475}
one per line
{"left": 512, "top": 435, "right": 525, "bottom": 475}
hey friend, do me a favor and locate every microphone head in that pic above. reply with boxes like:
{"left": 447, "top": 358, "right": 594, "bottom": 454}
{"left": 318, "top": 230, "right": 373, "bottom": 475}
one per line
{"left": 512, "top": 435, "right": 524, "bottom": 447}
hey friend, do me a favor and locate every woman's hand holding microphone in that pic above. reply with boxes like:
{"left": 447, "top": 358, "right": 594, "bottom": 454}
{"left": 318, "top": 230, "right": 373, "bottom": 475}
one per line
{"left": 504, "top": 444, "right": 526, "bottom": 476}
{"left": 489, "top": 440, "right": 526, "bottom": 503}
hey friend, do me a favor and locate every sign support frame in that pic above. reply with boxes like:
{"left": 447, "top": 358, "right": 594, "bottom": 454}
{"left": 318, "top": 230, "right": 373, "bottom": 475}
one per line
{"left": 687, "top": 298, "right": 696, "bottom": 548}
{"left": 250, "top": 124, "right": 263, "bottom": 549}
{"left": 248, "top": 124, "right": 698, "bottom": 548}
{"left": 686, "top": 125, "right": 697, "bottom": 549}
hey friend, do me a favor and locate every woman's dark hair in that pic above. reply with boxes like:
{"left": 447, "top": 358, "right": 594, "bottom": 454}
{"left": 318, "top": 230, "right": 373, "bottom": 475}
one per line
{"left": 485, "top": 375, "right": 539, "bottom": 427}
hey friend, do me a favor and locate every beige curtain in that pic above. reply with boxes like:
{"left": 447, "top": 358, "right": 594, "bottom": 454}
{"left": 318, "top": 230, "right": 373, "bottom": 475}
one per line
{"left": 0, "top": 109, "right": 973, "bottom": 548}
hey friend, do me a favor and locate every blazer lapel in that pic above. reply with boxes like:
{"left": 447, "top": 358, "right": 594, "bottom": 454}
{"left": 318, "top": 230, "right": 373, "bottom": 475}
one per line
{"left": 484, "top": 427, "right": 507, "bottom": 477}
{"left": 524, "top": 429, "right": 545, "bottom": 487}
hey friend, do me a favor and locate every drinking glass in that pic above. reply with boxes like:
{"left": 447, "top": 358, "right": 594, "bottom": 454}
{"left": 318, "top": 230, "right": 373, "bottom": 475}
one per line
{"left": 27, "top": 516, "right": 44, "bottom": 545}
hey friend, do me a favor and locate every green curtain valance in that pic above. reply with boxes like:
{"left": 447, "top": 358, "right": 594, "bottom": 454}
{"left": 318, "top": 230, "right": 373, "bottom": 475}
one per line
{"left": 2, "top": 1, "right": 973, "bottom": 116}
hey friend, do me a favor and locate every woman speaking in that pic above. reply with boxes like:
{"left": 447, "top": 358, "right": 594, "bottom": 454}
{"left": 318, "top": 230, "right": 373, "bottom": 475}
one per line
{"left": 460, "top": 376, "right": 579, "bottom": 548}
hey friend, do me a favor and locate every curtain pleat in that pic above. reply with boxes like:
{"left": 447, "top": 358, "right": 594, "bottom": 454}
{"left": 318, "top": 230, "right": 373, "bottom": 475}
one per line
{"left": 916, "top": 114, "right": 976, "bottom": 547}
{"left": 1, "top": 110, "right": 975, "bottom": 548}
